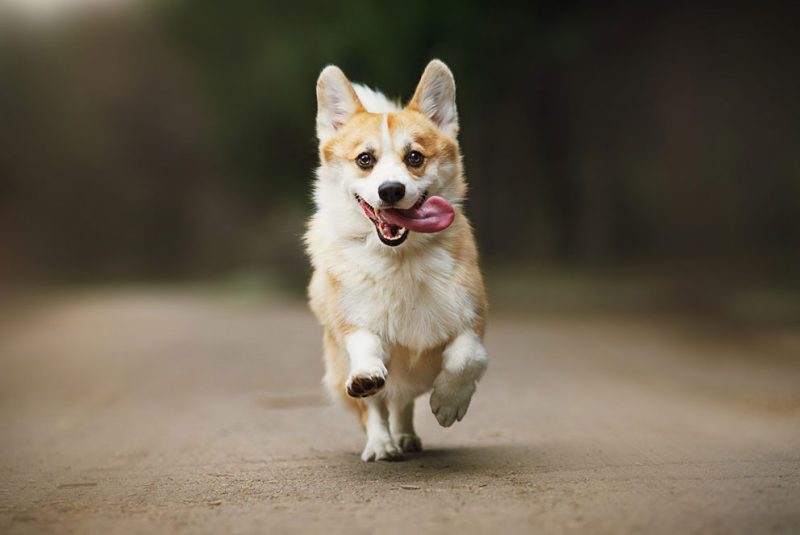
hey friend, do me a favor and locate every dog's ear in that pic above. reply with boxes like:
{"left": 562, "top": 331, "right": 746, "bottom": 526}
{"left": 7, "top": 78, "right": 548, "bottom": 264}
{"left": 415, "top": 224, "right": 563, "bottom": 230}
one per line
{"left": 316, "top": 65, "right": 364, "bottom": 143}
{"left": 408, "top": 59, "right": 458, "bottom": 138}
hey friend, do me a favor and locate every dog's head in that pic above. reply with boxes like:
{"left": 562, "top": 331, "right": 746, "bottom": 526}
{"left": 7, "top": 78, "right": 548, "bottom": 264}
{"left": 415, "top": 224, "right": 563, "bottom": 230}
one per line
{"left": 314, "top": 60, "right": 465, "bottom": 248}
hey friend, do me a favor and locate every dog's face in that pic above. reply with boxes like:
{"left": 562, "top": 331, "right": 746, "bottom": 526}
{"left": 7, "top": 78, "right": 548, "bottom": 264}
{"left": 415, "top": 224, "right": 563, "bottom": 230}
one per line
{"left": 315, "top": 61, "right": 464, "bottom": 248}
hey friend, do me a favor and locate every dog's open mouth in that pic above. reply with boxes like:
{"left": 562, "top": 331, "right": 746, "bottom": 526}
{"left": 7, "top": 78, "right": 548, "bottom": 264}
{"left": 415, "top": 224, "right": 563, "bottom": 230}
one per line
{"left": 355, "top": 192, "right": 455, "bottom": 247}
{"left": 355, "top": 194, "right": 411, "bottom": 246}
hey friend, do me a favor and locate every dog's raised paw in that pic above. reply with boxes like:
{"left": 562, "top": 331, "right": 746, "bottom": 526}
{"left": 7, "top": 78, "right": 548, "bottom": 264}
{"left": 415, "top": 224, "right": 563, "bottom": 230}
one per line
{"left": 346, "top": 367, "right": 387, "bottom": 398}
{"left": 395, "top": 433, "right": 422, "bottom": 453}
{"left": 430, "top": 379, "right": 476, "bottom": 428}
{"left": 361, "top": 437, "right": 402, "bottom": 462}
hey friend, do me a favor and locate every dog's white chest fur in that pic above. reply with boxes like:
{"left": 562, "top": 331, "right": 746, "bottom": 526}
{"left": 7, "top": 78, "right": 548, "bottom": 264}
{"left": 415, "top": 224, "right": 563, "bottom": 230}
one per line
{"left": 333, "top": 243, "right": 475, "bottom": 351}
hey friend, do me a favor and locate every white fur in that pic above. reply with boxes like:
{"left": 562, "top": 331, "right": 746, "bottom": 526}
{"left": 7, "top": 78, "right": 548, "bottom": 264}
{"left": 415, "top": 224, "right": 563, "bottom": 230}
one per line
{"left": 334, "top": 240, "right": 476, "bottom": 351}
{"left": 412, "top": 59, "right": 459, "bottom": 138}
{"left": 430, "top": 331, "right": 488, "bottom": 427}
{"left": 353, "top": 84, "right": 400, "bottom": 113}
{"left": 361, "top": 397, "right": 401, "bottom": 461}
{"left": 344, "top": 329, "right": 387, "bottom": 394}
{"left": 316, "top": 66, "right": 361, "bottom": 143}
{"left": 345, "top": 329, "right": 388, "bottom": 367}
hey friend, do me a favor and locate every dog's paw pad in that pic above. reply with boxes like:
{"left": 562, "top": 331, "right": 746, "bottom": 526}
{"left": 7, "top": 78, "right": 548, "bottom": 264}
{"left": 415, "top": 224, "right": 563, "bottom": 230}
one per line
{"left": 395, "top": 434, "right": 422, "bottom": 453}
{"left": 346, "top": 372, "right": 386, "bottom": 398}
{"left": 361, "top": 437, "right": 402, "bottom": 462}
{"left": 430, "top": 381, "right": 476, "bottom": 428}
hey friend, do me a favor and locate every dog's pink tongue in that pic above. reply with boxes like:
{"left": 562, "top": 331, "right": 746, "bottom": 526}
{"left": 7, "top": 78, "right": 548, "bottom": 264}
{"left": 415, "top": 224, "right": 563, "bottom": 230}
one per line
{"left": 380, "top": 196, "right": 455, "bottom": 233}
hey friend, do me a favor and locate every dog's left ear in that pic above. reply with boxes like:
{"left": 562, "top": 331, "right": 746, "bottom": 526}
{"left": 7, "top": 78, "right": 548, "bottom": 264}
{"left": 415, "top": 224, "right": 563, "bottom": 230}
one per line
{"left": 408, "top": 59, "right": 458, "bottom": 138}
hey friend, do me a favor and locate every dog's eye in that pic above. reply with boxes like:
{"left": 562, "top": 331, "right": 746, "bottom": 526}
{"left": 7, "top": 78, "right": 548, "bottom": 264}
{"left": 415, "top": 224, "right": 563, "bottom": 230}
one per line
{"left": 405, "top": 150, "right": 425, "bottom": 168}
{"left": 356, "top": 152, "right": 375, "bottom": 170}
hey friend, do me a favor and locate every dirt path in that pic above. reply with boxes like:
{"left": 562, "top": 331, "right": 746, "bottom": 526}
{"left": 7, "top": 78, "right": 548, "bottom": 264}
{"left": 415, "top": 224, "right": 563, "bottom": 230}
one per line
{"left": 1, "top": 290, "right": 798, "bottom": 534}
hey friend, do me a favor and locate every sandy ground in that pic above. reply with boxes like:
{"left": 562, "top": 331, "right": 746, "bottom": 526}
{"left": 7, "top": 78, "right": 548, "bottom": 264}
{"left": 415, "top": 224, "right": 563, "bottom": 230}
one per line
{"left": 0, "top": 290, "right": 798, "bottom": 534}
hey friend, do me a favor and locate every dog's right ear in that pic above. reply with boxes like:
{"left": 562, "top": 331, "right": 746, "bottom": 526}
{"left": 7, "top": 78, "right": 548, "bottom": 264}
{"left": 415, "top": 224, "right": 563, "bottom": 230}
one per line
{"left": 316, "top": 66, "right": 363, "bottom": 143}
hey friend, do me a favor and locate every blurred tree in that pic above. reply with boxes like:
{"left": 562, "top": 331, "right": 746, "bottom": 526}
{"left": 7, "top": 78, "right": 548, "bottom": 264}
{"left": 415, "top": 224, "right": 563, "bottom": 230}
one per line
{"left": 1, "top": 0, "right": 798, "bottom": 286}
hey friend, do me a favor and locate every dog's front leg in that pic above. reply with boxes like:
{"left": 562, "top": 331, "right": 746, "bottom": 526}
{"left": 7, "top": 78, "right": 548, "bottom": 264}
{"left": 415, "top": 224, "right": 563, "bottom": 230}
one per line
{"left": 344, "top": 329, "right": 387, "bottom": 398}
{"left": 344, "top": 329, "right": 400, "bottom": 461}
{"left": 430, "top": 330, "right": 488, "bottom": 427}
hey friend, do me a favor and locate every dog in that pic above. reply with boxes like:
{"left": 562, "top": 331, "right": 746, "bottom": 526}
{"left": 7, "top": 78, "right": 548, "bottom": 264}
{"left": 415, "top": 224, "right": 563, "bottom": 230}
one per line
{"left": 305, "top": 59, "right": 488, "bottom": 461}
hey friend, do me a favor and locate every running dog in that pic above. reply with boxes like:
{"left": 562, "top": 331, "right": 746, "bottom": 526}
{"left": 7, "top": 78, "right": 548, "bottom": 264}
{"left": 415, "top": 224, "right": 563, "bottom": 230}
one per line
{"left": 305, "top": 60, "right": 488, "bottom": 461}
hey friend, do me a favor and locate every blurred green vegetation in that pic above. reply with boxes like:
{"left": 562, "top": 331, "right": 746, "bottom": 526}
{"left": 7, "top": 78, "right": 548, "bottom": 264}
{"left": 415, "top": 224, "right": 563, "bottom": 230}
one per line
{"left": 1, "top": 1, "right": 799, "bottom": 297}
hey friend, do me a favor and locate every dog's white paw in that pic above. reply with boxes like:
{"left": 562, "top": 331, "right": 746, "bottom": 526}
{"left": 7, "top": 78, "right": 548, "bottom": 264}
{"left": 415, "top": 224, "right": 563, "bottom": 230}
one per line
{"left": 361, "top": 435, "right": 402, "bottom": 462}
{"left": 430, "top": 378, "right": 476, "bottom": 428}
{"left": 394, "top": 433, "right": 422, "bottom": 453}
{"left": 346, "top": 363, "right": 387, "bottom": 398}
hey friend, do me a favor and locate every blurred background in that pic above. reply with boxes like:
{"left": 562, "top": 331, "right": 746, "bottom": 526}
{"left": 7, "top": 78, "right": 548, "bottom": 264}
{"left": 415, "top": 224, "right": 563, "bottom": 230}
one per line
{"left": 1, "top": 0, "right": 799, "bottom": 322}
{"left": 2, "top": 2, "right": 800, "bottom": 531}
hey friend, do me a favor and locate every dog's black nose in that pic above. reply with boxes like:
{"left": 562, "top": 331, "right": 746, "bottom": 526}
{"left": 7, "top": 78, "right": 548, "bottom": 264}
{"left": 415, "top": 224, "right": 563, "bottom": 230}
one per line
{"left": 378, "top": 182, "right": 406, "bottom": 204}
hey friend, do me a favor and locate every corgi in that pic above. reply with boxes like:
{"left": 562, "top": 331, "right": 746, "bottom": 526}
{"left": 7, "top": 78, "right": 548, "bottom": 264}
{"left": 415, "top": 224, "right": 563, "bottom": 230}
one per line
{"left": 305, "top": 60, "right": 488, "bottom": 461}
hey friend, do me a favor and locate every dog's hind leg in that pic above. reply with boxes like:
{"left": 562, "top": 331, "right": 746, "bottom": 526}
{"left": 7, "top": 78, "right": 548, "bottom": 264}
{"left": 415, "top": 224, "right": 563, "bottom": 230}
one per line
{"left": 389, "top": 399, "right": 421, "bottom": 453}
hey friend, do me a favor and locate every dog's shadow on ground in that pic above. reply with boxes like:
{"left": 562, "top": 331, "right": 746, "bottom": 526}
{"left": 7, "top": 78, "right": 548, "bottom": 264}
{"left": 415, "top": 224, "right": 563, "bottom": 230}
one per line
{"left": 337, "top": 445, "right": 536, "bottom": 484}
